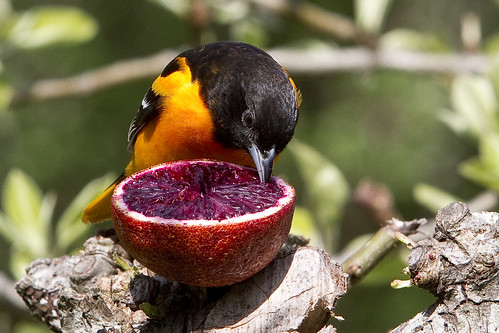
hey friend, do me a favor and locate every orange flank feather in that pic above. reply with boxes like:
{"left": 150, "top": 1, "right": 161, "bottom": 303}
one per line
{"left": 126, "top": 57, "right": 253, "bottom": 174}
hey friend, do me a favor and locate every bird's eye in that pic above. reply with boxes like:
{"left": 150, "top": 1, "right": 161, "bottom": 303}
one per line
{"left": 242, "top": 110, "right": 255, "bottom": 128}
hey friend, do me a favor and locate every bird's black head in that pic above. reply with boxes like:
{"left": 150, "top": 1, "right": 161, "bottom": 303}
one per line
{"left": 180, "top": 42, "right": 300, "bottom": 182}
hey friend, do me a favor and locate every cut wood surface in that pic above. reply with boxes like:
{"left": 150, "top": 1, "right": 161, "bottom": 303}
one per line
{"left": 16, "top": 232, "right": 348, "bottom": 332}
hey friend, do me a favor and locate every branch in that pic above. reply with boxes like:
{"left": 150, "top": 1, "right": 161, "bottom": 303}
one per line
{"left": 10, "top": 49, "right": 179, "bottom": 105}
{"left": 353, "top": 179, "right": 401, "bottom": 226}
{"left": 9, "top": 47, "right": 489, "bottom": 107}
{"left": 270, "top": 47, "right": 488, "bottom": 74}
{"left": 341, "top": 217, "right": 424, "bottom": 286}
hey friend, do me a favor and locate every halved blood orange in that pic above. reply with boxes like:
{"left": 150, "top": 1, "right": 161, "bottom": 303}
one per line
{"left": 111, "top": 159, "right": 295, "bottom": 287}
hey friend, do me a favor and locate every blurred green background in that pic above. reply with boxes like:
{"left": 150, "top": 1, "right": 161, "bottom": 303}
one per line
{"left": 3, "top": 0, "right": 499, "bottom": 332}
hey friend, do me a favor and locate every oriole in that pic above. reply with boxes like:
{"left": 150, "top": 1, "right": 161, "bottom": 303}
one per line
{"left": 82, "top": 41, "right": 301, "bottom": 223}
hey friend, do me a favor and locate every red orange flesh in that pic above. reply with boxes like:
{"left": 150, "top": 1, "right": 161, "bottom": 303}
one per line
{"left": 111, "top": 159, "right": 295, "bottom": 287}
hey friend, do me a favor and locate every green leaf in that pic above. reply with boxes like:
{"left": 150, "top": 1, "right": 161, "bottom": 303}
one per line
{"left": 0, "top": 213, "right": 21, "bottom": 247}
{"left": 487, "top": 60, "right": 499, "bottom": 100}
{"left": 7, "top": 6, "right": 98, "bottom": 49}
{"left": 380, "top": 29, "right": 449, "bottom": 52}
{"left": 13, "top": 321, "right": 52, "bottom": 333}
{"left": 438, "top": 108, "right": 470, "bottom": 137}
{"left": 288, "top": 140, "right": 349, "bottom": 252}
{"left": 55, "top": 173, "right": 115, "bottom": 253}
{"left": 39, "top": 192, "right": 56, "bottom": 231}
{"left": 460, "top": 158, "right": 499, "bottom": 192}
{"left": 290, "top": 205, "right": 325, "bottom": 249}
{"left": 459, "top": 133, "right": 499, "bottom": 191}
{"left": 230, "top": 18, "right": 268, "bottom": 49}
{"left": 355, "top": 0, "right": 393, "bottom": 34}
{"left": 413, "top": 183, "right": 461, "bottom": 214}
{"left": 0, "top": 169, "right": 51, "bottom": 256}
{"left": 10, "top": 246, "right": 34, "bottom": 280}
{"left": 478, "top": 132, "right": 499, "bottom": 169}
{"left": 147, "top": 0, "right": 190, "bottom": 17}
{"left": 450, "top": 74, "right": 499, "bottom": 138}
{"left": 2, "top": 169, "right": 43, "bottom": 231}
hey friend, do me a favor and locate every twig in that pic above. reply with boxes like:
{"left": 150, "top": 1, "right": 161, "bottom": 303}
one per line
{"left": 353, "top": 179, "right": 401, "bottom": 226}
{"left": 342, "top": 218, "right": 424, "bottom": 286}
{"left": 245, "top": 0, "right": 358, "bottom": 42}
{"left": 10, "top": 49, "right": 179, "bottom": 105}
{"left": 270, "top": 47, "right": 488, "bottom": 74}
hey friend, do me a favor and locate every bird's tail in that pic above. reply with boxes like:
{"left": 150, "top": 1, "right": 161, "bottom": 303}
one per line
{"left": 82, "top": 173, "right": 126, "bottom": 223}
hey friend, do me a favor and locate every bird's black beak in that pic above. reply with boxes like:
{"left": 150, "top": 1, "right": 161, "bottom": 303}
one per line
{"left": 248, "top": 144, "right": 276, "bottom": 183}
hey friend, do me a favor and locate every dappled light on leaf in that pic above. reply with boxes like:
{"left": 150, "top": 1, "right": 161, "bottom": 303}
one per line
{"left": 7, "top": 6, "right": 98, "bottom": 49}
{"left": 288, "top": 140, "right": 349, "bottom": 252}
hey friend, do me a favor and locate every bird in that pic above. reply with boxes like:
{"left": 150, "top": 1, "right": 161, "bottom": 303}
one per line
{"left": 82, "top": 41, "right": 301, "bottom": 223}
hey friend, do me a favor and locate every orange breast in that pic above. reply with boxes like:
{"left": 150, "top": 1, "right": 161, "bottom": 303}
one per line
{"left": 125, "top": 59, "right": 254, "bottom": 176}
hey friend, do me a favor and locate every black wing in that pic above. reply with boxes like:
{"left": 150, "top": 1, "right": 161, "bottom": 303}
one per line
{"left": 127, "top": 56, "right": 185, "bottom": 153}
{"left": 127, "top": 88, "right": 161, "bottom": 152}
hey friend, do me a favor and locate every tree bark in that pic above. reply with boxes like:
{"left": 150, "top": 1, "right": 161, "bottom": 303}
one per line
{"left": 16, "top": 232, "right": 348, "bottom": 333}
{"left": 390, "top": 202, "right": 499, "bottom": 332}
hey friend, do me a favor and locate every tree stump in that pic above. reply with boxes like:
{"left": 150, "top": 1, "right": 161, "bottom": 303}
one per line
{"left": 391, "top": 202, "right": 499, "bottom": 332}
{"left": 16, "top": 232, "right": 348, "bottom": 332}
